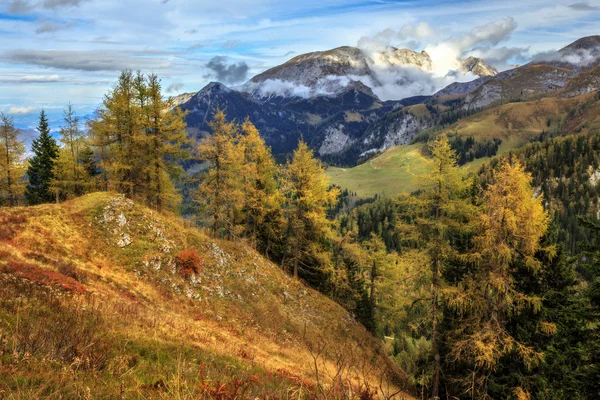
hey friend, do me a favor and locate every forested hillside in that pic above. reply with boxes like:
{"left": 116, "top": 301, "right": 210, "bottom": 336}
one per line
{"left": 1, "top": 65, "right": 600, "bottom": 400}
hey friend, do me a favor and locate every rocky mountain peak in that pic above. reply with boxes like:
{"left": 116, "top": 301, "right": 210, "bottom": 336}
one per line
{"left": 460, "top": 56, "right": 498, "bottom": 76}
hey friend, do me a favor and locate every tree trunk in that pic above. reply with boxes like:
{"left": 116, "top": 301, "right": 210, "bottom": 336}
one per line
{"left": 370, "top": 259, "right": 377, "bottom": 331}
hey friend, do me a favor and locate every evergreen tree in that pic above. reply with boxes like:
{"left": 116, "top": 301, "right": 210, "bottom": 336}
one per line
{"left": 487, "top": 237, "right": 593, "bottom": 399}
{"left": 0, "top": 113, "right": 26, "bottom": 206}
{"left": 25, "top": 110, "right": 59, "bottom": 205}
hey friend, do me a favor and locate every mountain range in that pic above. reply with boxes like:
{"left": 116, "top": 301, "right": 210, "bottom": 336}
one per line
{"left": 177, "top": 36, "right": 600, "bottom": 166}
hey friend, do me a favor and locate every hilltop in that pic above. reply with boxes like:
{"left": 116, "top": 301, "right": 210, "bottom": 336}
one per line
{"left": 0, "top": 193, "right": 413, "bottom": 398}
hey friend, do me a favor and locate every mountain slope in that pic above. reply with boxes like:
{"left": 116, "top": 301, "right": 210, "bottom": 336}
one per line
{"left": 434, "top": 36, "right": 600, "bottom": 109}
{"left": 0, "top": 193, "right": 412, "bottom": 398}
{"left": 328, "top": 91, "right": 600, "bottom": 198}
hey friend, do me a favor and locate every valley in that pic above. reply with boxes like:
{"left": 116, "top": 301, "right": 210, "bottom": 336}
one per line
{"left": 2, "top": 6, "right": 600, "bottom": 398}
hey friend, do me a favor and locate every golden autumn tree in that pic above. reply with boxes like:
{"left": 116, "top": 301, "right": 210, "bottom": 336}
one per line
{"left": 142, "top": 74, "right": 189, "bottom": 211}
{"left": 396, "top": 135, "right": 476, "bottom": 399}
{"left": 90, "top": 70, "right": 139, "bottom": 197}
{"left": 281, "top": 139, "right": 339, "bottom": 280}
{"left": 448, "top": 159, "right": 549, "bottom": 397}
{"left": 197, "top": 110, "right": 243, "bottom": 237}
{"left": 50, "top": 104, "right": 91, "bottom": 200}
{"left": 0, "top": 113, "right": 26, "bottom": 206}
{"left": 239, "top": 119, "right": 282, "bottom": 249}
{"left": 89, "top": 70, "right": 188, "bottom": 211}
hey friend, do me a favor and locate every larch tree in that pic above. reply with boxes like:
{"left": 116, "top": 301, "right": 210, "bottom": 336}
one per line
{"left": 197, "top": 110, "right": 243, "bottom": 237}
{"left": 143, "top": 74, "right": 189, "bottom": 211}
{"left": 89, "top": 70, "right": 139, "bottom": 197}
{"left": 25, "top": 110, "right": 59, "bottom": 205}
{"left": 239, "top": 119, "right": 282, "bottom": 250}
{"left": 448, "top": 159, "right": 549, "bottom": 398}
{"left": 89, "top": 70, "right": 189, "bottom": 210}
{"left": 397, "top": 135, "right": 476, "bottom": 400}
{"left": 50, "top": 104, "right": 90, "bottom": 200}
{"left": 0, "top": 113, "right": 26, "bottom": 206}
{"left": 281, "top": 139, "right": 339, "bottom": 280}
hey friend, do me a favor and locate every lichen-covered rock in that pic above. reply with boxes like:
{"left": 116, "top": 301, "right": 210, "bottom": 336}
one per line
{"left": 117, "top": 233, "right": 132, "bottom": 248}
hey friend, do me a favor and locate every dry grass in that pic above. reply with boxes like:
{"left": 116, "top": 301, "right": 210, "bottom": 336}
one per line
{"left": 0, "top": 192, "right": 414, "bottom": 399}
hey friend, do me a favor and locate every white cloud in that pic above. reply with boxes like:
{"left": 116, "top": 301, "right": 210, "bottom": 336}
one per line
{"left": 7, "top": 106, "right": 37, "bottom": 115}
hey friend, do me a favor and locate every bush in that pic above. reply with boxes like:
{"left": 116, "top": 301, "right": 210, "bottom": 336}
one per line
{"left": 175, "top": 249, "right": 204, "bottom": 277}
{"left": 57, "top": 261, "right": 88, "bottom": 284}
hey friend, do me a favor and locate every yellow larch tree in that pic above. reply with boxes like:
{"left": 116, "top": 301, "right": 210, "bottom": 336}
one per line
{"left": 0, "top": 113, "right": 26, "bottom": 206}
{"left": 281, "top": 139, "right": 339, "bottom": 280}
{"left": 239, "top": 119, "right": 282, "bottom": 250}
{"left": 448, "top": 159, "right": 549, "bottom": 397}
{"left": 196, "top": 110, "right": 243, "bottom": 237}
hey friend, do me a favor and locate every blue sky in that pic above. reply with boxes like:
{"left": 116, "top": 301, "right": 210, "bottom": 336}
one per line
{"left": 0, "top": 0, "right": 599, "bottom": 132}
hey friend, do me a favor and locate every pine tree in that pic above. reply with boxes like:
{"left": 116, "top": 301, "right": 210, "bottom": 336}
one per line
{"left": 0, "top": 113, "right": 26, "bottom": 206}
{"left": 197, "top": 110, "right": 243, "bottom": 237}
{"left": 281, "top": 139, "right": 339, "bottom": 281}
{"left": 25, "top": 110, "right": 59, "bottom": 205}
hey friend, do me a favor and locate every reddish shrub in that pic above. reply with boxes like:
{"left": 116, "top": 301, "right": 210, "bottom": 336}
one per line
{"left": 175, "top": 248, "right": 204, "bottom": 277}
{"left": 7, "top": 215, "right": 27, "bottom": 224}
{"left": 57, "top": 261, "right": 88, "bottom": 284}
{"left": 1, "top": 261, "right": 87, "bottom": 293}
{"left": 0, "top": 213, "right": 26, "bottom": 241}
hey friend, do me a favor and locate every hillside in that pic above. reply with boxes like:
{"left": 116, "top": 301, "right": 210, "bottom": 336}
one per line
{"left": 328, "top": 91, "right": 600, "bottom": 198}
{"left": 0, "top": 193, "right": 413, "bottom": 398}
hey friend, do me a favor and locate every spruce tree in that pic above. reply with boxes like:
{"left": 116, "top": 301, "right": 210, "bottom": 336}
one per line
{"left": 25, "top": 110, "right": 58, "bottom": 205}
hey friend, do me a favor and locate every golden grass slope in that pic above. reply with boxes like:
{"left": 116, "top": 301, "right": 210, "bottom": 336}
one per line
{"left": 0, "top": 192, "right": 413, "bottom": 399}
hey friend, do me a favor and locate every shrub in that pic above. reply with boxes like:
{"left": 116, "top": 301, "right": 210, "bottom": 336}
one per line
{"left": 57, "top": 261, "right": 88, "bottom": 284}
{"left": 175, "top": 249, "right": 204, "bottom": 277}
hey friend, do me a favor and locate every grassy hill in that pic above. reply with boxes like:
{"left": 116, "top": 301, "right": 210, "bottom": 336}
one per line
{"left": 326, "top": 144, "right": 429, "bottom": 197}
{"left": 0, "top": 193, "right": 413, "bottom": 399}
{"left": 326, "top": 143, "right": 498, "bottom": 198}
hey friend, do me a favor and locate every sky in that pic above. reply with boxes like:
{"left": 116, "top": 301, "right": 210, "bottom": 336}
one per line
{"left": 0, "top": 0, "right": 599, "bottom": 134}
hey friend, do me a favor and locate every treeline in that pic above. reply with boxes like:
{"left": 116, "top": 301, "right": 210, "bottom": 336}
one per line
{"left": 335, "top": 137, "right": 600, "bottom": 399}
{"left": 449, "top": 135, "right": 502, "bottom": 165}
{"left": 0, "top": 71, "right": 189, "bottom": 211}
